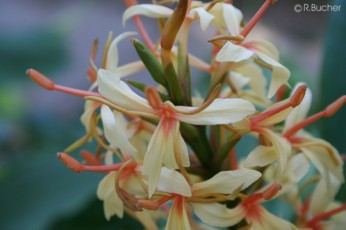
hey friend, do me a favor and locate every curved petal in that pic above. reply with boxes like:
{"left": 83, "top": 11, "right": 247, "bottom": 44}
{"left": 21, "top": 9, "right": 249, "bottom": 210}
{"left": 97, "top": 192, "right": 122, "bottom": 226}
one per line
{"left": 106, "top": 32, "right": 138, "bottom": 72}
{"left": 113, "top": 61, "right": 145, "bottom": 78}
{"left": 103, "top": 189, "right": 124, "bottom": 220}
{"left": 123, "top": 4, "right": 173, "bottom": 26}
{"left": 97, "top": 69, "right": 153, "bottom": 113}
{"left": 189, "top": 7, "right": 214, "bottom": 31}
{"left": 222, "top": 4, "right": 243, "bottom": 36}
{"left": 177, "top": 98, "right": 255, "bottom": 125}
{"left": 192, "top": 203, "right": 244, "bottom": 228}
{"left": 142, "top": 119, "right": 178, "bottom": 198}
{"left": 166, "top": 197, "right": 191, "bottom": 230}
{"left": 216, "top": 41, "right": 254, "bottom": 63}
{"left": 97, "top": 172, "right": 116, "bottom": 200}
{"left": 101, "top": 105, "right": 137, "bottom": 153}
{"left": 157, "top": 167, "right": 191, "bottom": 197}
{"left": 251, "top": 207, "right": 297, "bottom": 230}
{"left": 80, "top": 100, "right": 99, "bottom": 132}
{"left": 192, "top": 169, "right": 261, "bottom": 196}
{"left": 244, "top": 146, "right": 276, "bottom": 168}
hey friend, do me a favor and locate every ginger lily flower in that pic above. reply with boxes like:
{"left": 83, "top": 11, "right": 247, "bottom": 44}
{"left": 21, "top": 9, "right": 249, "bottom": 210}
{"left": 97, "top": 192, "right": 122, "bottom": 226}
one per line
{"left": 93, "top": 69, "right": 255, "bottom": 197}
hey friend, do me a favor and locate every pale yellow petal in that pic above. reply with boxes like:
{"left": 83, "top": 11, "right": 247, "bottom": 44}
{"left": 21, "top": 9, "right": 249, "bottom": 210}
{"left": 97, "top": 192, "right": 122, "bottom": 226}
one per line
{"left": 106, "top": 32, "right": 137, "bottom": 72}
{"left": 97, "top": 172, "right": 116, "bottom": 200}
{"left": 177, "top": 98, "right": 255, "bottom": 125}
{"left": 157, "top": 167, "right": 191, "bottom": 197}
{"left": 142, "top": 119, "right": 177, "bottom": 197}
{"left": 251, "top": 207, "right": 297, "bottom": 230}
{"left": 192, "top": 169, "right": 261, "bottom": 196}
{"left": 216, "top": 41, "right": 254, "bottom": 63}
{"left": 122, "top": 4, "right": 173, "bottom": 26}
{"left": 101, "top": 105, "right": 137, "bottom": 153}
{"left": 166, "top": 197, "right": 191, "bottom": 230}
{"left": 229, "top": 71, "right": 250, "bottom": 91}
{"left": 192, "top": 203, "right": 244, "bottom": 228}
{"left": 222, "top": 4, "right": 243, "bottom": 36}
{"left": 113, "top": 61, "right": 145, "bottom": 78}
{"left": 189, "top": 7, "right": 214, "bottom": 31}
{"left": 103, "top": 190, "right": 124, "bottom": 220}
{"left": 244, "top": 146, "right": 276, "bottom": 168}
{"left": 97, "top": 69, "right": 153, "bottom": 113}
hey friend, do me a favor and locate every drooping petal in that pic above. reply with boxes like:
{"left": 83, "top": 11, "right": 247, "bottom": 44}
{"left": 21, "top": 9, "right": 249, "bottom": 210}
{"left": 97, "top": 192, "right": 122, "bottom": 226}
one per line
{"left": 216, "top": 41, "right": 254, "bottom": 63}
{"left": 166, "top": 196, "right": 191, "bottom": 230}
{"left": 101, "top": 105, "right": 137, "bottom": 153}
{"left": 97, "top": 172, "right": 124, "bottom": 219}
{"left": 113, "top": 61, "right": 145, "bottom": 78}
{"left": 284, "top": 83, "right": 312, "bottom": 131}
{"left": 176, "top": 98, "right": 255, "bottom": 125}
{"left": 106, "top": 32, "right": 138, "bottom": 72}
{"left": 142, "top": 119, "right": 178, "bottom": 198}
{"left": 157, "top": 167, "right": 191, "bottom": 197}
{"left": 244, "top": 40, "right": 279, "bottom": 61}
{"left": 229, "top": 71, "right": 250, "bottom": 91}
{"left": 244, "top": 146, "right": 276, "bottom": 168}
{"left": 222, "top": 4, "right": 243, "bottom": 36}
{"left": 97, "top": 69, "right": 153, "bottom": 113}
{"left": 189, "top": 7, "right": 214, "bottom": 31}
{"left": 251, "top": 207, "right": 297, "bottom": 230}
{"left": 192, "top": 169, "right": 261, "bottom": 197}
{"left": 80, "top": 100, "right": 99, "bottom": 133}
{"left": 261, "top": 128, "right": 291, "bottom": 174}
{"left": 122, "top": 4, "right": 173, "bottom": 26}
{"left": 192, "top": 203, "right": 244, "bottom": 228}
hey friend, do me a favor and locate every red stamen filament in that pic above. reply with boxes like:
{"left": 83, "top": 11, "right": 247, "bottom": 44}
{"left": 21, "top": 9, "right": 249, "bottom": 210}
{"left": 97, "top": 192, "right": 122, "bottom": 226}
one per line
{"left": 138, "top": 195, "right": 175, "bottom": 210}
{"left": 27, "top": 69, "right": 102, "bottom": 98}
{"left": 80, "top": 150, "right": 102, "bottom": 165}
{"left": 306, "top": 203, "right": 346, "bottom": 228}
{"left": 284, "top": 96, "right": 345, "bottom": 138}
{"left": 125, "top": 0, "right": 155, "bottom": 52}
{"left": 251, "top": 85, "right": 306, "bottom": 125}
{"left": 57, "top": 152, "right": 122, "bottom": 173}
{"left": 240, "top": 0, "right": 274, "bottom": 38}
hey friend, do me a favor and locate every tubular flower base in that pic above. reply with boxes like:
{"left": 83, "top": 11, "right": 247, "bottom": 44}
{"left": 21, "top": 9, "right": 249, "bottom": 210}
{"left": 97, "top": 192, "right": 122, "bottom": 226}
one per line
{"left": 28, "top": 0, "right": 346, "bottom": 229}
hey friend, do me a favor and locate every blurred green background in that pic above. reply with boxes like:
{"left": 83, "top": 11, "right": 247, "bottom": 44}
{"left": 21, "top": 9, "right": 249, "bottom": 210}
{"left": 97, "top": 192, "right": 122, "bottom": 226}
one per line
{"left": 0, "top": 0, "right": 345, "bottom": 229}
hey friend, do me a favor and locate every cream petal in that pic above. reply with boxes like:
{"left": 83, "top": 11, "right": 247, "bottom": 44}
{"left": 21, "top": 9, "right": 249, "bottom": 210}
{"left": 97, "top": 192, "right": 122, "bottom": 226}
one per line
{"left": 166, "top": 197, "right": 191, "bottom": 230}
{"left": 142, "top": 119, "right": 177, "bottom": 198}
{"left": 97, "top": 69, "right": 153, "bottom": 113}
{"left": 113, "top": 61, "right": 145, "bottom": 78}
{"left": 189, "top": 7, "right": 214, "bottom": 31}
{"left": 261, "top": 128, "right": 291, "bottom": 174}
{"left": 244, "top": 40, "right": 279, "bottom": 61}
{"left": 244, "top": 146, "right": 276, "bottom": 168}
{"left": 177, "top": 98, "right": 255, "bottom": 125}
{"left": 251, "top": 207, "right": 297, "bottom": 230}
{"left": 101, "top": 105, "right": 137, "bottom": 153}
{"left": 229, "top": 71, "right": 250, "bottom": 91}
{"left": 80, "top": 100, "right": 98, "bottom": 132}
{"left": 192, "top": 203, "right": 244, "bottom": 228}
{"left": 192, "top": 169, "right": 261, "bottom": 196}
{"left": 284, "top": 83, "right": 312, "bottom": 131}
{"left": 106, "top": 32, "right": 137, "bottom": 72}
{"left": 222, "top": 4, "right": 243, "bottom": 36}
{"left": 122, "top": 4, "right": 173, "bottom": 26}
{"left": 97, "top": 172, "right": 116, "bottom": 200}
{"left": 216, "top": 41, "right": 254, "bottom": 63}
{"left": 157, "top": 167, "right": 191, "bottom": 197}
{"left": 104, "top": 190, "right": 124, "bottom": 220}
{"left": 254, "top": 51, "right": 290, "bottom": 98}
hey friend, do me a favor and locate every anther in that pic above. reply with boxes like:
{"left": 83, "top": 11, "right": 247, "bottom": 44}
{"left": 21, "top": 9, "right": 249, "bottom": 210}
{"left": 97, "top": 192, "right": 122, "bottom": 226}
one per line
{"left": 262, "top": 183, "right": 281, "bottom": 200}
{"left": 290, "top": 84, "right": 307, "bottom": 107}
{"left": 80, "top": 150, "right": 101, "bottom": 165}
{"left": 26, "top": 69, "right": 55, "bottom": 90}
{"left": 57, "top": 152, "right": 83, "bottom": 173}
{"left": 324, "top": 95, "right": 346, "bottom": 117}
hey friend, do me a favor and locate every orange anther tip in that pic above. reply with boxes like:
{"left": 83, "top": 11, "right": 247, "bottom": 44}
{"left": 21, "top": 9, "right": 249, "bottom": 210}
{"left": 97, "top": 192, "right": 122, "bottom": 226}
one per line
{"left": 26, "top": 69, "right": 55, "bottom": 90}
{"left": 57, "top": 152, "right": 82, "bottom": 173}
{"left": 325, "top": 95, "right": 346, "bottom": 117}
{"left": 263, "top": 183, "right": 282, "bottom": 200}
{"left": 290, "top": 84, "right": 307, "bottom": 107}
{"left": 145, "top": 87, "right": 163, "bottom": 110}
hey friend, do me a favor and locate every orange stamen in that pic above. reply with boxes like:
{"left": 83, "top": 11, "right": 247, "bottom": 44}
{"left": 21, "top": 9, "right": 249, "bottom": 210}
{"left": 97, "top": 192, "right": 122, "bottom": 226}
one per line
{"left": 229, "top": 149, "right": 238, "bottom": 170}
{"left": 251, "top": 85, "right": 306, "bottom": 125}
{"left": 306, "top": 203, "right": 346, "bottom": 229}
{"left": 80, "top": 150, "right": 102, "bottom": 165}
{"left": 262, "top": 183, "right": 281, "bottom": 200}
{"left": 27, "top": 69, "right": 102, "bottom": 98}
{"left": 137, "top": 195, "right": 175, "bottom": 210}
{"left": 125, "top": 0, "right": 155, "bottom": 52}
{"left": 275, "top": 85, "right": 286, "bottom": 102}
{"left": 240, "top": 0, "right": 275, "bottom": 38}
{"left": 57, "top": 152, "right": 123, "bottom": 173}
{"left": 284, "top": 95, "right": 345, "bottom": 138}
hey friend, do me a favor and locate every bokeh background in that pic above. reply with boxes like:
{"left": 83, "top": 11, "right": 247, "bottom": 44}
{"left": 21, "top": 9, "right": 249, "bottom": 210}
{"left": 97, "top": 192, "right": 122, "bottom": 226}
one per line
{"left": 0, "top": 0, "right": 345, "bottom": 229}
